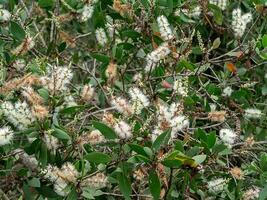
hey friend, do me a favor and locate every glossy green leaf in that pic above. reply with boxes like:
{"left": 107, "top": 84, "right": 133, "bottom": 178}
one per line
{"left": 152, "top": 130, "right": 171, "bottom": 151}
{"left": 209, "top": 4, "right": 223, "bottom": 25}
{"left": 149, "top": 170, "right": 161, "bottom": 200}
{"left": 259, "top": 185, "right": 267, "bottom": 200}
{"left": 60, "top": 105, "right": 86, "bottom": 114}
{"left": 52, "top": 127, "right": 71, "bottom": 140}
{"left": 92, "top": 121, "right": 117, "bottom": 139}
{"left": 129, "top": 144, "right": 149, "bottom": 158}
{"left": 192, "top": 155, "right": 207, "bottom": 165}
{"left": 91, "top": 53, "right": 110, "bottom": 63}
{"left": 117, "top": 173, "right": 131, "bottom": 200}
{"left": 84, "top": 152, "right": 111, "bottom": 163}
{"left": 262, "top": 34, "right": 267, "bottom": 48}
{"left": 10, "top": 21, "right": 25, "bottom": 41}
{"left": 28, "top": 178, "right": 40, "bottom": 188}
{"left": 121, "top": 30, "right": 141, "bottom": 39}
{"left": 38, "top": 0, "right": 54, "bottom": 8}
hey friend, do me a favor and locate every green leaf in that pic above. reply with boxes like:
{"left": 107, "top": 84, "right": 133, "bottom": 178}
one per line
{"left": 82, "top": 187, "right": 104, "bottom": 199}
{"left": 129, "top": 144, "right": 149, "bottom": 158}
{"left": 38, "top": 0, "right": 54, "bottom": 8}
{"left": 179, "top": 13, "right": 196, "bottom": 23}
{"left": 82, "top": 188, "right": 95, "bottom": 199}
{"left": 39, "top": 142, "right": 47, "bottom": 166}
{"left": 38, "top": 88, "right": 50, "bottom": 101}
{"left": 92, "top": 121, "right": 117, "bottom": 139}
{"left": 140, "top": 0, "right": 150, "bottom": 9}
{"left": 149, "top": 170, "right": 161, "bottom": 200}
{"left": 117, "top": 173, "right": 131, "bottom": 200}
{"left": 84, "top": 152, "right": 111, "bottom": 164}
{"left": 67, "top": 187, "right": 78, "bottom": 200}
{"left": 192, "top": 155, "right": 207, "bottom": 165}
{"left": 133, "top": 154, "right": 151, "bottom": 163}
{"left": 152, "top": 130, "right": 171, "bottom": 151}
{"left": 90, "top": 53, "right": 110, "bottom": 63}
{"left": 209, "top": 4, "right": 223, "bottom": 25}
{"left": 36, "top": 185, "right": 60, "bottom": 198}
{"left": 207, "top": 132, "right": 217, "bottom": 149}
{"left": 167, "top": 0, "right": 173, "bottom": 14}
{"left": 162, "top": 150, "right": 197, "bottom": 168}
{"left": 28, "top": 178, "right": 40, "bottom": 188}
{"left": 161, "top": 159, "right": 182, "bottom": 168}
{"left": 262, "top": 85, "right": 267, "bottom": 95}
{"left": 52, "top": 127, "right": 71, "bottom": 140}
{"left": 259, "top": 185, "right": 267, "bottom": 200}
{"left": 121, "top": 30, "right": 141, "bottom": 39}
{"left": 10, "top": 21, "right": 25, "bottom": 41}
{"left": 262, "top": 34, "right": 267, "bottom": 48}
{"left": 178, "top": 59, "right": 195, "bottom": 71}
{"left": 260, "top": 153, "right": 267, "bottom": 171}
{"left": 174, "top": 140, "right": 184, "bottom": 152}
{"left": 22, "top": 183, "right": 32, "bottom": 200}
{"left": 60, "top": 105, "right": 86, "bottom": 115}
{"left": 143, "top": 147, "right": 153, "bottom": 159}
{"left": 212, "top": 37, "right": 221, "bottom": 49}
{"left": 112, "top": 44, "right": 123, "bottom": 61}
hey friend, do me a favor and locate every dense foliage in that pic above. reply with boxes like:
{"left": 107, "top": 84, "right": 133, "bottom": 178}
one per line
{"left": 1, "top": 0, "right": 267, "bottom": 199}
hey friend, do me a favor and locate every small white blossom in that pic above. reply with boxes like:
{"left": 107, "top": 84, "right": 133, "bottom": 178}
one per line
{"left": 14, "top": 149, "right": 38, "bottom": 170}
{"left": 12, "top": 37, "right": 35, "bottom": 55}
{"left": 77, "top": 130, "right": 105, "bottom": 146}
{"left": 241, "top": 81, "right": 258, "bottom": 88}
{"left": 145, "top": 42, "right": 171, "bottom": 72}
{"left": 242, "top": 187, "right": 260, "bottom": 200}
{"left": 170, "top": 115, "right": 189, "bottom": 138}
{"left": 219, "top": 128, "right": 237, "bottom": 146}
{"left": 43, "top": 134, "right": 59, "bottom": 154}
{"left": 244, "top": 108, "right": 262, "bottom": 119}
{"left": 106, "top": 15, "right": 115, "bottom": 38}
{"left": 1, "top": 101, "right": 35, "bottom": 130}
{"left": 111, "top": 96, "right": 133, "bottom": 116}
{"left": 80, "top": 173, "right": 108, "bottom": 188}
{"left": 64, "top": 95, "right": 77, "bottom": 107}
{"left": 178, "top": 6, "right": 202, "bottom": 18}
{"left": 133, "top": 73, "right": 143, "bottom": 82}
{"left": 87, "top": 130, "right": 105, "bottom": 145}
{"left": 129, "top": 87, "right": 149, "bottom": 114}
{"left": 232, "top": 8, "right": 252, "bottom": 38}
{"left": 0, "top": 126, "right": 14, "bottom": 146}
{"left": 81, "top": 84, "right": 95, "bottom": 101}
{"left": 152, "top": 102, "right": 188, "bottom": 141}
{"left": 210, "top": 103, "right": 217, "bottom": 111}
{"left": 41, "top": 66, "right": 73, "bottom": 94}
{"left": 0, "top": 8, "right": 11, "bottom": 22}
{"left": 80, "top": 4, "right": 94, "bottom": 21}
{"left": 13, "top": 59, "right": 26, "bottom": 70}
{"left": 173, "top": 77, "right": 189, "bottom": 97}
{"left": 44, "top": 163, "right": 79, "bottom": 196}
{"left": 207, "top": 178, "right": 228, "bottom": 193}
{"left": 114, "top": 120, "right": 132, "bottom": 139}
{"left": 209, "top": 0, "right": 228, "bottom": 10}
{"left": 222, "top": 86, "right": 233, "bottom": 97}
{"left": 60, "top": 162, "right": 79, "bottom": 183}
{"left": 45, "top": 167, "right": 69, "bottom": 196}
{"left": 157, "top": 15, "right": 174, "bottom": 41}
{"left": 190, "top": 6, "right": 202, "bottom": 18}
{"left": 95, "top": 28, "right": 108, "bottom": 46}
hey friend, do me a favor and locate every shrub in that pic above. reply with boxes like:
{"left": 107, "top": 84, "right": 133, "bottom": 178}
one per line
{"left": 0, "top": 0, "right": 267, "bottom": 199}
